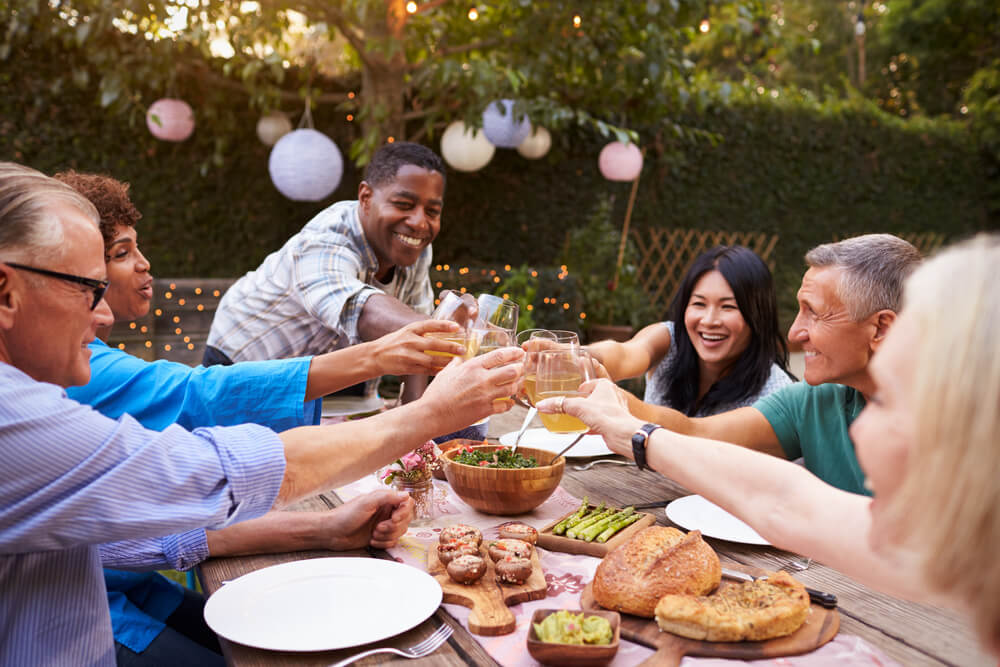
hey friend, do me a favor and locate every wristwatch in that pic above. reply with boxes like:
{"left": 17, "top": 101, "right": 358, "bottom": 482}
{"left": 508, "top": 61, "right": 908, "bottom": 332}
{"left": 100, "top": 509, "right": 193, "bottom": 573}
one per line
{"left": 631, "top": 423, "right": 661, "bottom": 471}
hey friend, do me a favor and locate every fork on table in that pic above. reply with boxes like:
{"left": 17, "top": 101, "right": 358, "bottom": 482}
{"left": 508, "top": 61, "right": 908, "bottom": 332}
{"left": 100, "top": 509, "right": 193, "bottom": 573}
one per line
{"left": 328, "top": 623, "right": 453, "bottom": 667}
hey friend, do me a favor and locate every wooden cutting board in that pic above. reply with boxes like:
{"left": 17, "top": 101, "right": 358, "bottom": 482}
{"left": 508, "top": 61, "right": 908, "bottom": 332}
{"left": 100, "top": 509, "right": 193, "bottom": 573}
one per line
{"left": 537, "top": 506, "right": 657, "bottom": 557}
{"left": 580, "top": 563, "right": 840, "bottom": 667}
{"left": 427, "top": 544, "right": 547, "bottom": 636}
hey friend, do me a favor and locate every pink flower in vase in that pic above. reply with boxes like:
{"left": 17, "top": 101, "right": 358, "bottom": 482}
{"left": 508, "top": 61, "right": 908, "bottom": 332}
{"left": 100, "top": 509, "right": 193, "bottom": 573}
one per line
{"left": 400, "top": 451, "right": 423, "bottom": 472}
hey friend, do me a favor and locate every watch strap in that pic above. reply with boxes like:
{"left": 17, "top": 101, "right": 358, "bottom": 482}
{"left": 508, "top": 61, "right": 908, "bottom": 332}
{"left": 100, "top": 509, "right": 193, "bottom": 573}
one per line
{"left": 631, "top": 423, "right": 660, "bottom": 471}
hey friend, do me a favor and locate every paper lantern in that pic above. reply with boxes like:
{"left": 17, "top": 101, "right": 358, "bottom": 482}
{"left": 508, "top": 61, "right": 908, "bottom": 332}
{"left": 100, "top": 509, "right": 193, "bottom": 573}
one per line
{"left": 516, "top": 126, "right": 552, "bottom": 159}
{"left": 256, "top": 112, "right": 293, "bottom": 147}
{"left": 146, "top": 98, "right": 195, "bottom": 142}
{"left": 598, "top": 141, "right": 643, "bottom": 182}
{"left": 440, "top": 121, "right": 495, "bottom": 172}
{"left": 268, "top": 128, "right": 343, "bottom": 201}
{"left": 482, "top": 99, "right": 532, "bottom": 148}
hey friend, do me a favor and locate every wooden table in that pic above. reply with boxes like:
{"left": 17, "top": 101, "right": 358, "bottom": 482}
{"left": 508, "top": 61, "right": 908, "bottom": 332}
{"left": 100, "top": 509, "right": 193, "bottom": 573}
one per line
{"left": 198, "top": 406, "right": 991, "bottom": 666}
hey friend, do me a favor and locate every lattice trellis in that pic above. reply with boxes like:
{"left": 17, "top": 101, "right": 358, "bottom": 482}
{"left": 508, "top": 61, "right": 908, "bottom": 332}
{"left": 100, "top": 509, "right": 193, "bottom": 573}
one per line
{"left": 630, "top": 229, "right": 780, "bottom": 315}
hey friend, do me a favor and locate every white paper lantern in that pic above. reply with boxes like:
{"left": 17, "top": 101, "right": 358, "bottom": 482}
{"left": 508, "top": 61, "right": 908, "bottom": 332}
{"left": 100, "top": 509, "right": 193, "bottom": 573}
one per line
{"left": 256, "top": 112, "right": 293, "bottom": 147}
{"left": 598, "top": 141, "right": 643, "bottom": 182}
{"left": 146, "top": 98, "right": 195, "bottom": 142}
{"left": 516, "top": 126, "right": 552, "bottom": 159}
{"left": 440, "top": 121, "right": 495, "bottom": 172}
{"left": 482, "top": 99, "right": 532, "bottom": 148}
{"left": 268, "top": 128, "right": 344, "bottom": 201}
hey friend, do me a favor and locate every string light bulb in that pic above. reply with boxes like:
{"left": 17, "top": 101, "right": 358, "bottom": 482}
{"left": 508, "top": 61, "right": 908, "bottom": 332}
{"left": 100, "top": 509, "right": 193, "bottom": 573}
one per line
{"left": 405, "top": 1, "right": 417, "bottom": 13}
{"left": 467, "top": 6, "right": 479, "bottom": 21}
{"left": 699, "top": 18, "right": 710, "bottom": 33}
{"left": 572, "top": 14, "right": 581, "bottom": 28}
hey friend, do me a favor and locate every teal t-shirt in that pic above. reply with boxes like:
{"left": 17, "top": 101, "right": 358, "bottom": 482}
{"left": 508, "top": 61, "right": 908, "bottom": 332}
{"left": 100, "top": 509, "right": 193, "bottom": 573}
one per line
{"left": 753, "top": 382, "right": 871, "bottom": 496}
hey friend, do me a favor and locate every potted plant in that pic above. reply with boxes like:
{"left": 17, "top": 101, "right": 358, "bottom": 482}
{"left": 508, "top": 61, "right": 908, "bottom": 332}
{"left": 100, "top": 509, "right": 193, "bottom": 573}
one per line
{"left": 559, "top": 193, "right": 654, "bottom": 342}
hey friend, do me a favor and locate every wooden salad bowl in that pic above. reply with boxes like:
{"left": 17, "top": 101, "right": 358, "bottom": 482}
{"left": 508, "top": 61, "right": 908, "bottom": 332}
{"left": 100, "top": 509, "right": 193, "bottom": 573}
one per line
{"left": 441, "top": 444, "right": 564, "bottom": 515}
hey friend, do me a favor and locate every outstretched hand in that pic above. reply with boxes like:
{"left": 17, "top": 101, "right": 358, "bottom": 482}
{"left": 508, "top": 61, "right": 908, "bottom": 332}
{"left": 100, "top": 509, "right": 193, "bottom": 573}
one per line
{"left": 422, "top": 346, "right": 524, "bottom": 430}
{"left": 369, "top": 319, "right": 466, "bottom": 376}
{"left": 535, "top": 378, "right": 644, "bottom": 457}
{"left": 321, "top": 489, "right": 415, "bottom": 550}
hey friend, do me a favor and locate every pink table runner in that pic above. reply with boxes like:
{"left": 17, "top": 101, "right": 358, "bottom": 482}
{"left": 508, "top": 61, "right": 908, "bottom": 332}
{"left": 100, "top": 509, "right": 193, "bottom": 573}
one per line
{"left": 335, "top": 475, "right": 897, "bottom": 666}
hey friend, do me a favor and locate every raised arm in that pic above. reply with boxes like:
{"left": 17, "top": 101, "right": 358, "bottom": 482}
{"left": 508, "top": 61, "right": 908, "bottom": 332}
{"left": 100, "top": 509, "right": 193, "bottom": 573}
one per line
{"left": 305, "top": 319, "right": 465, "bottom": 401}
{"left": 620, "top": 387, "right": 786, "bottom": 458}
{"left": 538, "top": 380, "right": 942, "bottom": 606}
{"left": 275, "top": 346, "right": 522, "bottom": 507}
{"left": 587, "top": 322, "right": 673, "bottom": 381}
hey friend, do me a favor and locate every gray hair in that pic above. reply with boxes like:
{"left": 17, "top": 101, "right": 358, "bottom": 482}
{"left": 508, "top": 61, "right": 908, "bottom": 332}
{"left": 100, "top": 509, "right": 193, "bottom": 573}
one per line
{"left": 0, "top": 161, "right": 99, "bottom": 264}
{"left": 805, "top": 233, "right": 922, "bottom": 320}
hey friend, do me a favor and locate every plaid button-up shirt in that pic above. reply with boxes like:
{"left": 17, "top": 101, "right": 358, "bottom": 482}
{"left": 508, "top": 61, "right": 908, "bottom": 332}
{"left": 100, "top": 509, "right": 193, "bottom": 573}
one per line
{"left": 207, "top": 200, "right": 434, "bottom": 361}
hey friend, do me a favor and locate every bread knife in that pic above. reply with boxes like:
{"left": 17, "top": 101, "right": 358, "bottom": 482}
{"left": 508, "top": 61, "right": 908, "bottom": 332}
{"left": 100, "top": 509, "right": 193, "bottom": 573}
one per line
{"left": 720, "top": 567, "right": 838, "bottom": 608}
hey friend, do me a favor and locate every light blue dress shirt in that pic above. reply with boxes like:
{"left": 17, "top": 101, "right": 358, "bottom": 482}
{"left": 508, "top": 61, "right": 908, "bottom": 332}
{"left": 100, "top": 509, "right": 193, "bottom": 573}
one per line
{"left": 65, "top": 339, "right": 320, "bottom": 652}
{"left": 0, "top": 362, "right": 286, "bottom": 666}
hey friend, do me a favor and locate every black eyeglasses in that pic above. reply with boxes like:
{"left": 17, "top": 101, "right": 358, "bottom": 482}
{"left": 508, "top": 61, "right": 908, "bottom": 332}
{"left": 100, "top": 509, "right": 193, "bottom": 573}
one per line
{"left": 5, "top": 262, "right": 109, "bottom": 310}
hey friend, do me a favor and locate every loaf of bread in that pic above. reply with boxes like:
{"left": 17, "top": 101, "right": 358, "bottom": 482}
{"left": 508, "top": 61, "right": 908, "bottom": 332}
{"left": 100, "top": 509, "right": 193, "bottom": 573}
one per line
{"left": 654, "top": 570, "right": 810, "bottom": 641}
{"left": 592, "top": 526, "right": 720, "bottom": 617}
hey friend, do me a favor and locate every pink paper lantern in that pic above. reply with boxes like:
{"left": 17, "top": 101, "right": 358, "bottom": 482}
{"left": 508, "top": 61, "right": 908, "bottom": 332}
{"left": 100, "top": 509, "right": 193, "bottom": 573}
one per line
{"left": 146, "top": 98, "right": 195, "bottom": 142}
{"left": 598, "top": 141, "right": 643, "bottom": 182}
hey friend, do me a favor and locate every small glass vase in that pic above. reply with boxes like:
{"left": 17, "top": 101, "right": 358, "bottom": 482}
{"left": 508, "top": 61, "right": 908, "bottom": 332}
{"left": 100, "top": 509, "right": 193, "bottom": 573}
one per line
{"left": 391, "top": 475, "right": 436, "bottom": 526}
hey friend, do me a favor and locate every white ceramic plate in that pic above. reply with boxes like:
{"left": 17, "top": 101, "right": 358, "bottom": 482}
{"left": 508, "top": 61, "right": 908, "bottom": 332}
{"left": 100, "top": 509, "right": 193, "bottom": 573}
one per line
{"left": 665, "top": 494, "right": 770, "bottom": 546}
{"left": 203, "top": 558, "right": 442, "bottom": 652}
{"left": 498, "top": 428, "right": 614, "bottom": 458}
{"left": 320, "top": 395, "right": 384, "bottom": 418}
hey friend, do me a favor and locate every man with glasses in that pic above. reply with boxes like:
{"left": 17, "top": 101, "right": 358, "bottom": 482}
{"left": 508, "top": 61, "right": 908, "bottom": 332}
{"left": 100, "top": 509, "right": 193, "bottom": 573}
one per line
{"left": 4, "top": 262, "right": 109, "bottom": 309}
{"left": 0, "top": 162, "right": 523, "bottom": 665}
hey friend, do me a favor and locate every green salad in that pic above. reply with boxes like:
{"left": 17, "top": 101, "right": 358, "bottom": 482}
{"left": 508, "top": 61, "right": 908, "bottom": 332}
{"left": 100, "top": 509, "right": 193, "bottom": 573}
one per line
{"left": 453, "top": 447, "right": 538, "bottom": 469}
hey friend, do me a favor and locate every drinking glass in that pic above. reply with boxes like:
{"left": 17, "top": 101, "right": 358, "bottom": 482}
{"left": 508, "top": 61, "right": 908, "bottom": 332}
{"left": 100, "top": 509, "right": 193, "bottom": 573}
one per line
{"left": 423, "top": 291, "right": 478, "bottom": 360}
{"left": 535, "top": 348, "right": 595, "bottom": 434}
{"left": 516, "top": 330, "right": 580, "bottom": 407}
{"left": 476, "top": 294, "right": 519, "bottom": 331}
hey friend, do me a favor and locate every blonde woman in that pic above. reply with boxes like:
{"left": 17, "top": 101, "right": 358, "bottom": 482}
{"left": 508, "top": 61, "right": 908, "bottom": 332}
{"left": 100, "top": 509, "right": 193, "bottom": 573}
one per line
{"left": 539, "top": 234, "right": 1000, "bottom": 656}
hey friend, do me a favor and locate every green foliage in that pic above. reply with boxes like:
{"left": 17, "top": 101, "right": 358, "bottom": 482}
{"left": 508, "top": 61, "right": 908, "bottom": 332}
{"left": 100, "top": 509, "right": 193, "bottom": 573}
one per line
{"left": 558, "top": 193, "right": 655, "bottom": 330}
{"left": 0, "top": 0, "right": 737, "bottom": 165}
{"left": 964, "top": 63, "right": 1000, "bottom": 163}
{"left": 494, "top": 265, "right": 537, "bottom": 332}
{"left": 1, "top": 38, "right": 995, "bottom": 332}
{"left": 876, "top": 0, "right": 1000, "bottom": 116}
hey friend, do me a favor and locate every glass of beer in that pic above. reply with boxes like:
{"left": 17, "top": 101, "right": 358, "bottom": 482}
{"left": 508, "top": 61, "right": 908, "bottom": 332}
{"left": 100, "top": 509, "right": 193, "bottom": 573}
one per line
{"left": 535, "top": 347, "right": 595, "bottom": 434}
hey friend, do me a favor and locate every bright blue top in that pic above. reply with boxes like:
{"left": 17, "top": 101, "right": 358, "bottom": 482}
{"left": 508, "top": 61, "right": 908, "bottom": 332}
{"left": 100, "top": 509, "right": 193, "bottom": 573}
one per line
{"left": 0, "top": 362, "right": 285, "bottom": 666}
{"left": 66, "top": 339, "right": 320, "bottom": 653}
{"left": 69, "top": 339, "right": 320, "bottom": 432}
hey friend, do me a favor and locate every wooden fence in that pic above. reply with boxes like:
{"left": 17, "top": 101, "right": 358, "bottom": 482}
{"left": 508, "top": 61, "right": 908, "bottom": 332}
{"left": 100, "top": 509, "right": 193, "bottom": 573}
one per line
{"left": 107, "top": 278, "right": 236, "bottom": 365}
{"left": 630, "top": 229, "right": 781, "bottom": 315}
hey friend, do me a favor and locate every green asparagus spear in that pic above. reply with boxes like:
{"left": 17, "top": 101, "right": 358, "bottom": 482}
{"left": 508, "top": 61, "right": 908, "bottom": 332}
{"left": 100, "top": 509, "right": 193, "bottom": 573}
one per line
{"left": 563, "top": 501, "right": 605, "bottom": 532}
{"left": 552, "top": 497, "right": 589, "bottom": 535}
{"left": 595, "top": 513, "right": 643, "bottom": 542}
{"left": 580, "top": 507, "right": 634, "bottom": 542}
{"left": 566, "top": 507, "right": 616, "bottom": 539}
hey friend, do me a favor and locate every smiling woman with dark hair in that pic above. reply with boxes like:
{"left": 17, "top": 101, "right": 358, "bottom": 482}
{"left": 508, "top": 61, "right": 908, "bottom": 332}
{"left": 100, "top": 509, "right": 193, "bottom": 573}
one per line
{"left": 590, "top": 245, "right": 795, "bottom": 417}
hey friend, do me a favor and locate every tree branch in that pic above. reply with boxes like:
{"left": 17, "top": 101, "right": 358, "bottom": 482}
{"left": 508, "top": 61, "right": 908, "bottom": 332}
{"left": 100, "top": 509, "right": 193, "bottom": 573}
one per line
{"left": 428, "top": 37, "right": 504, "bottom": 61}
{"left": 400, "top": 107, "right": 445, "bottom": 121}
{"left": 259, "top": 0, "right": 374, "bottom": 69}
{"left": 180, "top": 61, "right": 351, "bottom": 105}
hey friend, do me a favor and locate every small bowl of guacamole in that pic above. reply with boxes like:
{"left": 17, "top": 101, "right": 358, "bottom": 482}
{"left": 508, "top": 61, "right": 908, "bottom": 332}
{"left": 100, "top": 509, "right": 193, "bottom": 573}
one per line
{"left": 526, "top": 608, "right": 620, "bottom": 666}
